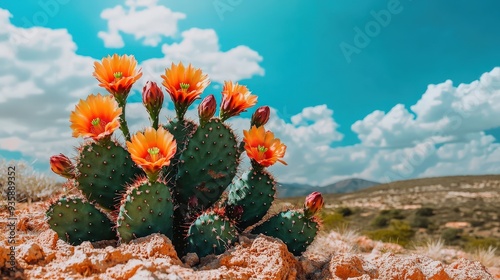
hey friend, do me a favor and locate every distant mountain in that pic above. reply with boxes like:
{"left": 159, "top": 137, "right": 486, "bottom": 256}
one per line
{"left": 277, "top": 178, "right": 380, "bottom": 198}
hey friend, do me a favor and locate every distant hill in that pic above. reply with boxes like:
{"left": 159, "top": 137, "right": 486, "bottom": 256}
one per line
{"left": 277, "top": 178, "right": 379, "bottom": 198}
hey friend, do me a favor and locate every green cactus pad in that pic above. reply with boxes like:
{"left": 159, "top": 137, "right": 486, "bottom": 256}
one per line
{"left": 162, "top": 119, "right": 197, "bottom": 183}
{"left": 175, "top": 118, "right": 239, "bottom": 210}
{"left": 226, "top": 169, "right": 276, "bottom": 231}
{"left": 186, "top": 212, "right": 238, "bottom": 258}
{"left": 76, "top": 139, "right": 143, "bottom": 210}
{"left": 46, "top": 197, "right": 116, "bottom": 245}
{"left": 116, "top": 180, "right": 174, "bottom": 243}
{"left": 251, "top": 210, "right": 319, "bottom": 256}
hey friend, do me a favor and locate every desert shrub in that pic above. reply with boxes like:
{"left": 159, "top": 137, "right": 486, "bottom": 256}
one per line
{"left": 415, "top": 207, "right": 434, "bottom": 217}
{"left": 441, "top": 228, "right": 463, "bottom": 245}
{"left": 464, "top": 236, "right": 500, "bottom": 252}
{"left": 335, "top": 207, "right": 353, "bottom": 217}
{"left": 320, "top": 211, "right": 348, "bottom": 231}
{"left": 371, "top": 209, "right": 406, "bottom": 228}
{"left": 371, "top": 215, "right": 390, "bottom": 228}
{"left": 410, "top": 216, "right": 431, "bottom": 229}
{"left": 0, "top": 159, "right": 60, "bottom": 202}
{"left": 366, "top": 220, "right": 414, "bottom": 247}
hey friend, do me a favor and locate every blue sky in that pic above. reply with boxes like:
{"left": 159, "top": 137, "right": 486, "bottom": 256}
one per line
{"left": 1, "top": 0, "right": 500, "bottom": 186}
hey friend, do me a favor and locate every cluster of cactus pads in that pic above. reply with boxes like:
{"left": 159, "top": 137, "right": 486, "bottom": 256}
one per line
{"left": 47, "top": 54, "right": 324, "bottom": 258}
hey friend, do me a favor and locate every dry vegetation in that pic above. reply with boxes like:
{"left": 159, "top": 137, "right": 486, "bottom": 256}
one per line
{"left": 276, "top": 175, "right": 500, "bottom": 256}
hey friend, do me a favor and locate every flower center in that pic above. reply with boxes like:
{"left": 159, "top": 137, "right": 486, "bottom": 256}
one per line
{"left": 257, "top": 145, "right": 268, "bottom": 153}
{"left": 91, "top": 118, "right": 101, "bottom": 126}
{"left": 147, "top": 147, "right": 161, "bottom": 161}
{"left": 180, "top": 83, "right": 190, "bottom": 91}
{"left": 114, "top": 72, "right": 123, "bottom": 79}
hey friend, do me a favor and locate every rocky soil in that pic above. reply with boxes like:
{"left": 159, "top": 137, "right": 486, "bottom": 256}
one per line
{"left": 1, "top": 202, "right": 498, "bottom": 279}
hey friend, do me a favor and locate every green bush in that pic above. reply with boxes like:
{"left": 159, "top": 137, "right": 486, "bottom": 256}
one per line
{"left": 441, "top": 228, "right": 463, "bottom": 245}
{"left": 464, "top": 236, "right": 500, "bottom": 251}
{"left": 410, "top": 216, "right": 430, "bottom": 229}
{"left": 371, "top": 209, "right": 406, "bottom": 228}
{"left": 366, "top": 220, "right": 414, "bottom": 247}
{"left": 320, "top": 211, "right": 348, "bottom": 231}
{"left": 335, "top": 207, "right": 353, "bottom": 217}
{"left": 415, "top": 207, "right": 434, "bottom": 217}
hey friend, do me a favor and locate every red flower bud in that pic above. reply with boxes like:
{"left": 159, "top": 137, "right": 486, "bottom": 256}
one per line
{"left": 304, "top": 191, "right": 324, "bottom": 217}
{"left": 50, "top": 153, "right": 75, "bottom": 179}
{"left": 251, "top": 106, "right": 270, "bottom": 127}
{"left": 142, "top": 81, "right": 164, "bottom": 112}
{"left": 198, "top": 94, "right": 216, "bottom": 125}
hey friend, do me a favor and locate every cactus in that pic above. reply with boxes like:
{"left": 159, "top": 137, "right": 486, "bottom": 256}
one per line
{"left": 251, "top": 210, "right": 320, "bottom": 256}
{"left": 116, "top": 179, "right": 174, "bottom": 242}
{"left": 226, "top": 168, "right": 276, "bottom": 231}
{"left": 76, "top": 139, "right": 143, "bottom": 210}
{"left": 47, "top": 55, "right": 321, "bottom": 259}
{"left": 186, "top": 211, "right": 238, "bottom": 258}
{"left": 46, "top": 197, "right": 115, "bottom": 245}
{"left": 175, "top": 119, "right": 239, "bottom": 211}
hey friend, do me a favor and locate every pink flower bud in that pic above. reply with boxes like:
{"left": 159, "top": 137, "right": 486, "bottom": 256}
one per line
{"left": 304, "top": 191, "right": 324, "bottom": 216}
{"left": 198, "top": 94, "right": 216, "bottom": 124}
{"left": 251, "top": 106, "right": 270, "bottom": 127}
{"left": 142, "top": 81, "right": 164, "bottom": 112}
{"left": 50, "top": 154, "right": 75, "bottom": 179}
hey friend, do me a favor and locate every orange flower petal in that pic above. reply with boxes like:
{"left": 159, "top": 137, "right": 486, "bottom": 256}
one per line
{"left": 220, "top": 81, "right": 257, "bottom": 121}
{"left": 69, "top": 94, "right": 122, "bottom": 141}
{"left": 243, "top": 126, "right": 286, "bottom": 167}
{"left": 126, "top": 127, "right": 177, "bottom": 176}
{"left": 161, "top": 62, "right": 210, "bottom": 112}
{"left": 93, "top": 54, "right": 142, "bottom": 98}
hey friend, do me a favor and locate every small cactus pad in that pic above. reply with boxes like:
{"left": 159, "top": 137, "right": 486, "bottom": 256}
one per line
{"left": 116, "top": 180, "right": 174, "bottom": 243}
{"left": 175, "top": 119, "right": 239, "bottom": 210}
{"left": 76, "top": 140, "right": 143, "bottom": 210}
{"left": 162, "top": 119, "right": 198, "bottom": 183}
{"left": 251, "top": 210, "right": 319, "bottom": 256}
{"left": 46, "top": 197, "right": 116, "bottom": 245}
{"left": 186, "top": 212, "right": 238, "bottom": 258}
{"left": 226, "top": 169, "right": 276, "bottom": 231}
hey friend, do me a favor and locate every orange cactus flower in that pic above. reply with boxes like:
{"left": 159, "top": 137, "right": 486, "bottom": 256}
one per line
{"left": 69, "top": 93, "right": 122, "bottom": 141}
{"left": 93, "top": 54, "right": 142, "bottom": 100}
{"left": 243, "top": 125, "right": 286, "bottom": 167}
{"left": 161, "top": 62, "right": 210, "bottom": 119}
{"left": 126, "top": 127, "right": 177, "bottom": 181}
{"left": 220, "top": 81, "right": 258, "bottom": 121}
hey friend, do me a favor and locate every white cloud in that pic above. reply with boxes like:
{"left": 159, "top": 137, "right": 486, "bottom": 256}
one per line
{"left": 98, "top": 0, "right": 186, "bottom": 48}
{"left": 352, "top": 68, "right": 500, "bottom": 148}
{"left": 140, "top": 28, "right": 264, "bottom": 84}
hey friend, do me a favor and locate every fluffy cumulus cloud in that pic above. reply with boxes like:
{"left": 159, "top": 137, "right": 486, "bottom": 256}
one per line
{"left": 0, "top": 9, "right": 100, "bottom": 166}
{"left": 98, "top": 0, "right": 186, "bottom": 48}
{"left": 352, "top": 68, "right": 500, "bottom": 148}
{"left": 140, "top": 28, "right": 264, "bottom": 84}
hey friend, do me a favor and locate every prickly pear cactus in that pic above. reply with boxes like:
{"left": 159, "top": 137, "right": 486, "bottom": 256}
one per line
{"left": 76, "top": 139, "right": 143, "bottom": 210}
{"left": 47, "top": 54, "right": 322, "bottom": 259}
{"left": 116, "top": 179, "right": 174, "bottom": 242}
{"left": 175, "top": 119, "right": 239, "bottom": 211}
{"left": 46, "top": 197, "right": 115, "bottom": 245}
{"left": 226, "top": 168, "right": 276, "bottom": 231}
{"left": 251, "top": 210, "right": 320, "bottom": 256}
{"left": 186, "top": 211, "right": 238, "bottom": 258}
